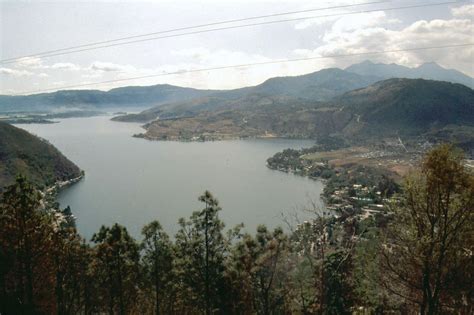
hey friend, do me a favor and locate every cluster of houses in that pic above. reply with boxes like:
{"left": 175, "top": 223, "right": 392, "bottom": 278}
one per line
{"left": 325, "top": 183, "right": 390, "bottom": 220}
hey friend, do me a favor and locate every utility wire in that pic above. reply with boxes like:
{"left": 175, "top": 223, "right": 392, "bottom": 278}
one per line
{"left": 0, "top": 1, "right": 389, "bottom": 63}
{"left": 1, "top": 0, "right": 463, "bottom": 64}
{"left": 13, "top": 43, "right": 473, "bottom": 96}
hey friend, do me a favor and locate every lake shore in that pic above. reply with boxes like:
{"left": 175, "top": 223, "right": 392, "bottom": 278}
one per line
{"left": 19, "top": 116, "right": 323, "bottom": 239}
{"left": 44, "top": 172, "right": 85, "bottom": 198}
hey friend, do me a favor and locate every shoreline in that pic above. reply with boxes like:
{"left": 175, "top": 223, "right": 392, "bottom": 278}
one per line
{"left": 44, "top": 172, "right": 85, "bottom": 198}
{"left": 266, "top": 163, "right": 330, "bottom": 205}
{"left": 133, "top": 132, "right": 310, "bottom": 143}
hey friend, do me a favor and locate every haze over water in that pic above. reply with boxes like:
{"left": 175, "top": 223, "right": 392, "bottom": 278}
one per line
{"left": 20, "top": 116, "right": 324, "bottom": 239}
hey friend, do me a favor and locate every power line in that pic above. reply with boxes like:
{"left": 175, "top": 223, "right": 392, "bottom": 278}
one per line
{"left": 1, "top": 0, "right": 463, "bottom": 64}
{"left": 0, "top": 1, "right": 389, "bottom": 63}
{"left": 13, "top": 43, "right": 473, "bottom": 96}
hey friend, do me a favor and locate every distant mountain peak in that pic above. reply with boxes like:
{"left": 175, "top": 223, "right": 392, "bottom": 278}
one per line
{"left": 346, "top": 60, "right": 473, "bottom": 88}
{"left": 417, "top": 61, "right": 444, "bottom": 69}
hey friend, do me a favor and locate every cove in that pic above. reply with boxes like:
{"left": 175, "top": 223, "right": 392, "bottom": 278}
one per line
{"left": 20, "top": 116, "right": 324, "bottom": 239}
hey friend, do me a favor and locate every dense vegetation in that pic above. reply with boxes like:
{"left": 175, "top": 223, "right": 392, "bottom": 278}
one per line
{"left": 0, "top": 145, "right": 472, "bottom": 314}
{"left": 266, "top": 136, "right": 348, "bottom": 174}
{"left": 266, "top": 136, "right": 401, "bottom": 205}
{"left": 335, "top": 78, "right": 474, "bottom": 138}
{"left": 0, "top": 122, "right": 82, "bottom": 191}
{"left": 267, "top": 148, "right": 399, "bottom": 206}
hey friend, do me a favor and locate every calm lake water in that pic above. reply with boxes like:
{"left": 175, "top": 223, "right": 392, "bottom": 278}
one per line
{"left": 20, "top": 116, "right": 324, "bottom": 239}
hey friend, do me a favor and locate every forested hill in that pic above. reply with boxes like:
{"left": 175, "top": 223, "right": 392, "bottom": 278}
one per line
{"left": 335, "top": 78, "right": 474, "bottom": 138}
{"left": 227, "top": 68, "right": 382, "bottom": 101}
{"left": 0, "top": 122, "right": 82, "bottom": 190}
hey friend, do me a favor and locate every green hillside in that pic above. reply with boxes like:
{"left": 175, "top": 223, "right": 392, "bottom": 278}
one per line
{"left": 0, "top": 122, "right": 82, "bottom": 190}
{"left": 336, "top": 78, "right": 474, "bottom": 137}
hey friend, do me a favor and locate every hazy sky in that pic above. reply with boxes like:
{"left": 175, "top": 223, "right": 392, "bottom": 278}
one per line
{"left": 0, "top": 0, "right": 473, "bottom": 94}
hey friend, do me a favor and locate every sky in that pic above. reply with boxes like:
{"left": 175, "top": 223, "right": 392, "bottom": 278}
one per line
{"left": 0, "top": 0, "right": 473, "bottom": 94}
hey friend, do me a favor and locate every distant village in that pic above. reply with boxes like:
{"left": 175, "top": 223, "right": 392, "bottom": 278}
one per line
{"left": 266, "top": 139, "right": 426, "bottom": 225}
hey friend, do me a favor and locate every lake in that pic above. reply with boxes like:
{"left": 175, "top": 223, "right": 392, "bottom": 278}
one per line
{"left": 20, "top": 116, "right": 324, "bottom": 239}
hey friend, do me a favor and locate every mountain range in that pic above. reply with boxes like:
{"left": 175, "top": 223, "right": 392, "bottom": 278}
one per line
{"left": 112, "top": 68, "right": 382, "bottom": 122}
{"left": 0, "top": 60, "right": 471, "bottom": 113}
{"left": 345, "top": 61, "right": 473, "bottom": 89}
{"left": 134, "top": 78, "right": 474, "bottom": 146}
{"left": 0, "top": 85, "right": 214, "bottom": 112}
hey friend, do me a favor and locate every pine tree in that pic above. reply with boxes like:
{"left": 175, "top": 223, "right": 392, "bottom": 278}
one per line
{"left": 51, "top": 206, "right": 92, "bottom": 315}
{"left": 141, "top": 220, "right": 173, "bottom": 315}
{"left": 91, "top": 223, "right": 140, "bottom": 315}
{"left": 0, "top": 176, "right": 55, "bottom": 314}
{"left": 174, "top": 191, "right": 228, "bottom": 314}
{"left": 228, "top": 225, "right": 290, "bottom": 315}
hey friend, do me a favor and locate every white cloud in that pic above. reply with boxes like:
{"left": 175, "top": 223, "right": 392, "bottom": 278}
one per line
{"left": 300, "top": 15, "right": 474, "bottom": 75}
{"left": 451, "top": 4, "right": 474, "bottom": 18}
{"left": 15, "top": 57, "right": 43, "bottom": 68}
{"left": 294, "top": 16, "right": 338, "bottom": 30}
{"left": 0, "top": 67, "right": 34, "bottom": 76}
{"left": 294, "top": 2, "right": 401, "bottom": 30}
{"left": 82, "top": 72, "right": 102, "bottom": 79}
{"left": 172, "top": 48, "right": 271, "bottom": 66}
{"left": 51, "top": 62, "right": 81, "bottom": 71}
{"left": 13, "top": 58, "right": 80, "bottom": 72}
{"left": 89, "top": 61, "right": 135, "bottom": 72}
{"left": 331, "top": 11, "right": 400, "bottom": 33}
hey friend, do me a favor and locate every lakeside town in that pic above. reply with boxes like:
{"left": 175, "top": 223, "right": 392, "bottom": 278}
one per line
{"left": 266, "top": 138, "right": 427, "bottom": 222}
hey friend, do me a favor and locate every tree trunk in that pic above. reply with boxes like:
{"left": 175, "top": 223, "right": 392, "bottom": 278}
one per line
{"left": 319, "top": 234, "right": 326, "bottom": 313}
{"left": 25, "top": 249, "right": 34, "bottom": 313}
{"left": 205, "top": 205, "right": 210, "bottom": 315}
{"left": 56, "top": 266, "right": 64, "bottom": 314}
{"left": 154, "top": 254, "right": 160, "bottom": 315}
{"left": 117, "top": 256, "right": 125, "bottom": 315}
